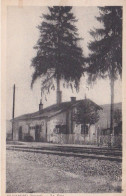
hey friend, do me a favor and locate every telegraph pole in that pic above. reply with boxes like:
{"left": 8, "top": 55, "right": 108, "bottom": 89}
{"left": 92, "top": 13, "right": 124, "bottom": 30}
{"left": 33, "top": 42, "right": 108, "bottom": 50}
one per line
{"left": 12, "top": 84, "right": 15, "bottom": 140}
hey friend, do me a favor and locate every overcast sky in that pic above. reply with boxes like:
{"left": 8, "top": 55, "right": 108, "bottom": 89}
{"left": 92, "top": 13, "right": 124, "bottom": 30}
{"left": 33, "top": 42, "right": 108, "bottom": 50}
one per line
{"left": 6, "top": 6, "right": 122, "bottom": 120}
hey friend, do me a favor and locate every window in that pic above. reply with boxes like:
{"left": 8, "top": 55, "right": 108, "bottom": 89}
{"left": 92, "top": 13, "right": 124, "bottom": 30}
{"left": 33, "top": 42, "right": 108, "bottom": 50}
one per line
{"left": 55, "top": 125, "right": 61, "bottom": 133}
{"left": 55, "top": 125, "right": 67, "bottom": 134}
{"left": 61, "top": 125, "right": 67, "bottom": 134}
{"left": 81, "top": 124, "right": 88, "bottom": 134}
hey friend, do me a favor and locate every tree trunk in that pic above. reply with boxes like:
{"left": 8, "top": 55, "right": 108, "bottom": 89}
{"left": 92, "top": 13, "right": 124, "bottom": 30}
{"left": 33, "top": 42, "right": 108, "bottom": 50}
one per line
{"left": 57, "top": 76, "right": 60, "bottom": 92}
{"left": 56, "top": 76, "right": 62, "bottom": 104}
{"left": 110, "top": 77, "right": 115, "bottom": 135}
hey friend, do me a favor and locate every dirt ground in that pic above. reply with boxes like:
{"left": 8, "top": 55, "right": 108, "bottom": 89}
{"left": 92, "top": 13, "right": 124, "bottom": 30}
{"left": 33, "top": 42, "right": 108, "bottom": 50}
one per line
{"left": 6, "top": 150, "right": 122, "bottom": 193}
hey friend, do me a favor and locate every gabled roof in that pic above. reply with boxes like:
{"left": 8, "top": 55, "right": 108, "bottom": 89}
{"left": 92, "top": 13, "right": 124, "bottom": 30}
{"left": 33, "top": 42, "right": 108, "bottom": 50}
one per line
{"left": 12, "top": 99, "right": 102, "bottom": 121}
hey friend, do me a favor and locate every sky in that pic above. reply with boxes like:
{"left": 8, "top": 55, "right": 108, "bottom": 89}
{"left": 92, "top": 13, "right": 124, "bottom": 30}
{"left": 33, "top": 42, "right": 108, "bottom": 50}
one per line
{"left": 6, "top": 6, "right": 122, "bottom": 120}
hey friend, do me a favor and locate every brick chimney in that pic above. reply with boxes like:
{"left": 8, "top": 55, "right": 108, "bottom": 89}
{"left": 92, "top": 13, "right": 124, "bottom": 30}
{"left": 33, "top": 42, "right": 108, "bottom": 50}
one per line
{"left": 57, "top": 91, "right": 62, "bottom": 104}
{"left": 71, "top": 97, "right": 76, "bottom": 102}
{"left": 39, "top": 99, "right": 43, "bottom": 110}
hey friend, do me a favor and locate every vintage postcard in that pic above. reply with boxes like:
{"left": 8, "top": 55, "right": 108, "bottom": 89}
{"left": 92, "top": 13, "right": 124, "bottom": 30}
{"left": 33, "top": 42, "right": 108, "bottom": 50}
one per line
{"left": 1, "top": 0, "right": 126, "bottom": 195}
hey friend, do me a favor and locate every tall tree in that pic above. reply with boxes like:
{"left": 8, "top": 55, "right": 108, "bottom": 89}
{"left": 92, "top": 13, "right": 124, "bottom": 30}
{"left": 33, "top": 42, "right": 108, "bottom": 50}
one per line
{"left": 31, "top": 6, "right": 85, "bottom": 101}
{"left": 86, "top": 6, "right": 122, "bottom": 135}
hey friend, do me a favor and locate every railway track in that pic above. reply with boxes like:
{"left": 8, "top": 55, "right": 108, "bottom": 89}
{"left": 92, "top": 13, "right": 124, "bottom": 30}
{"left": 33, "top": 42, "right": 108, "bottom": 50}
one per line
{"left": 6, "top": 144, "right": 122, "bottom": 162}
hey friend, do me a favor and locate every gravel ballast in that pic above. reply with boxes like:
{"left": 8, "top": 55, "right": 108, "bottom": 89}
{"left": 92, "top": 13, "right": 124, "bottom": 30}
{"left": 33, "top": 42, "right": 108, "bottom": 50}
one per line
{"left": 6, "top": 150, "right": 122, "bottom": 193}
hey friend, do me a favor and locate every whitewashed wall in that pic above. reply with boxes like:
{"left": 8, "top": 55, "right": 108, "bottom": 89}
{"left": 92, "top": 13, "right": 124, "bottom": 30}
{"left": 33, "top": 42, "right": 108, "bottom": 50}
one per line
{"left": 47, "top": 112, "right": 67, "bottom": 143}
{"left": 13, "top": 119, "right": 46, "bottom": 141}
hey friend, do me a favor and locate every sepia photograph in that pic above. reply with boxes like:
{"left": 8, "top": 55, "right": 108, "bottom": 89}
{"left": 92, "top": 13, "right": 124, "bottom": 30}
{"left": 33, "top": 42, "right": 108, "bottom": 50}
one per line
{"left": 2, "top": 1, "right": 125, "bottom": 194}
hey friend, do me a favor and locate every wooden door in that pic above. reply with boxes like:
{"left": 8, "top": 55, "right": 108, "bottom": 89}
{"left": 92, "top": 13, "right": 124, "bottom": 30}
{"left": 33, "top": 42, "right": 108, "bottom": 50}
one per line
{"left": 35, "top": 125, "right": 40, "bottom": 142}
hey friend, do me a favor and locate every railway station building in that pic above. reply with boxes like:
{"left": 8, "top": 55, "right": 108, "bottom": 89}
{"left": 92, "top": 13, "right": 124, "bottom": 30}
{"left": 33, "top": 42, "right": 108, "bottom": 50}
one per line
{"left": 12, "top": 95, "right": 102, "bottom": 145}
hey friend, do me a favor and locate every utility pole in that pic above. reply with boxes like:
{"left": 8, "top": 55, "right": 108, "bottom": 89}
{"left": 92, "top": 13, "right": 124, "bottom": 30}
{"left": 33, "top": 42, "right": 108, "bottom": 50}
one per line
{"left": 12, "top": 84, "right": 15, "bottom": 140}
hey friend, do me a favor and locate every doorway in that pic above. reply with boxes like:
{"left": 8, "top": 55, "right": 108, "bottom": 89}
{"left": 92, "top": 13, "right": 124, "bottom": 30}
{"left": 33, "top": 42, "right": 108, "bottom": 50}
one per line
{"left": 35, "top": 125, "right": 40, "bottom": 142}
{"left": 19, "top": 126, "right": 22, "bottom": 141}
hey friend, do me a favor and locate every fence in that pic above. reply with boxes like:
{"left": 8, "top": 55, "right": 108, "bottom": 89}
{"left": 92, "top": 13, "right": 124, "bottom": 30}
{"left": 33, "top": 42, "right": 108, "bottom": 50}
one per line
{"left": 98, "top": 135, "right": 122, "bottom": 147}
{"left": 47, "top": 133, "right": 122, "bottom": 147}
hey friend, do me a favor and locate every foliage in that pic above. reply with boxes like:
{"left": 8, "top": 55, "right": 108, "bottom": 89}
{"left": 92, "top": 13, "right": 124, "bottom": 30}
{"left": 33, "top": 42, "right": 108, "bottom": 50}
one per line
{"left": 86, "top": 6, "right": 122, "bottom": 134}
{"left": 114, "top": 109, "right": 122, "bottom": 125}
{"left": 73, "top": 101, "right": 100, "bottom": 125}
{"left": 31, "top": 6, "right": 85, "bottom": 95}
{"left": 86, "top": 6, "right": 122, "bottom": 83}
{"left": 114, "top": 121, "right": 122, "bottom": 135}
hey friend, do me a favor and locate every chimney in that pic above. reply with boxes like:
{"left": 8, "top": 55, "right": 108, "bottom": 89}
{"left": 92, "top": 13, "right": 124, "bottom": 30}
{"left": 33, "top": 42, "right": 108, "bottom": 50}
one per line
{"left": 71, "top": 97, "right": 76, "bottom": 102}
{"left": 39, "top": 99, "right": 43, "bottom": 110}
{"left": 57, "top": 91, "right": 62, "bottom": 104}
